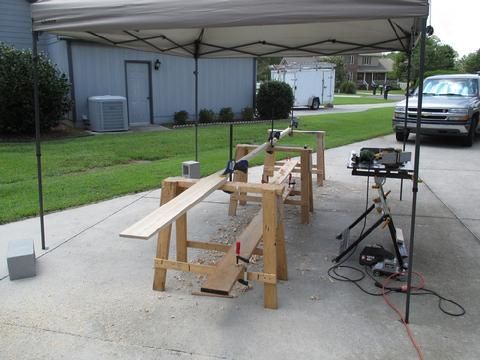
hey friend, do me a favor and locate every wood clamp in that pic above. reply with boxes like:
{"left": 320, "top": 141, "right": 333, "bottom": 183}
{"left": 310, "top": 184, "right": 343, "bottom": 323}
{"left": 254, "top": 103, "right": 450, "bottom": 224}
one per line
{"left": 235, "top": 241, "right": 250, "bottom": 286}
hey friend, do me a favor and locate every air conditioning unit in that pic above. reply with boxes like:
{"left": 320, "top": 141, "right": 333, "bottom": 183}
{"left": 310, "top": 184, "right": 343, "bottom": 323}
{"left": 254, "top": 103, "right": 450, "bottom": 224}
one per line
{"left": 88, "top": 96, "right": 128, "bottom": 132}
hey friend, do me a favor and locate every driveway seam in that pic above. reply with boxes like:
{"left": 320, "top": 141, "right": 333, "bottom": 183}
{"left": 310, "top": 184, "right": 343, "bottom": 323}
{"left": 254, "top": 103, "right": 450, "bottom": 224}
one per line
{"left": 0, "top": 191, "right": 155, "bottom": 282}
{"left": 422, "top": 181, "right": 480, "bottom": 245}
{"left": 0, "top": 321, "right": 228, "bottom": 359}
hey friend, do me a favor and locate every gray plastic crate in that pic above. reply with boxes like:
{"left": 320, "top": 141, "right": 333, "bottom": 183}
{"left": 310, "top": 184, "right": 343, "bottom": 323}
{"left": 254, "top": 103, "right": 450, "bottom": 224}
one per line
{"left": 7, "top": 239, "right": 36, "bottom": 280}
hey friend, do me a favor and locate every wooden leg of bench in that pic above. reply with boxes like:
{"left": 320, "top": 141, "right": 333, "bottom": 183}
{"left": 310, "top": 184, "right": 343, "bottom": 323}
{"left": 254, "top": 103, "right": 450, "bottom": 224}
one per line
{"left": 228, "top": 146, "right": 249, "bottom": 215}
{"left": 276, "top": 198, "right": 288, "bottom": 281}
{"left": 262, "top": 151, "right": 276, "bottom": 183}
{"left": 316, "top": 132, "right": 325, "bottom": 186}
{"left": 153, "top": 180, "right": 177, "bottom": 291}
{"left": 308, "top": 152, "right": 314, "bottom": 212}
{"left": 300, "top": 151, "right": 311, "bottom": 224}
{"left": 263, "top": 190, "right": 278, "bottom": 309}
{"left": 176, "top": 213, "right": 187, "bottom": 263}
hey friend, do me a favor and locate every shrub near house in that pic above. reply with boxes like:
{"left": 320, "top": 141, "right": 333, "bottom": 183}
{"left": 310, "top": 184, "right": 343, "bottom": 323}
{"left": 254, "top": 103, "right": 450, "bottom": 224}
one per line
{"left": 0, "top": 43, "right": 71, "bottom": 135}
{"left": 256, "top": 80, "right": 294, "bottom": 120}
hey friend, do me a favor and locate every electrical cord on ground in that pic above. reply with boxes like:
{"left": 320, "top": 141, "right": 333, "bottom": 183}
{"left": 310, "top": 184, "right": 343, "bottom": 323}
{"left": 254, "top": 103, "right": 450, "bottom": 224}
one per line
{"left": 382, "top": 272, "right": 425, "bottom": 360}
{"left": 328, "top": 168, "right": 466, "bottom": 318}
{"left": 409, "top": 289, "right": 466, "bottom": 317}
{"left": 327, "top": 173, "right": 390, "bottom": 296}
{"left": 327, "top": 162, "right": 464, "bottom": 359}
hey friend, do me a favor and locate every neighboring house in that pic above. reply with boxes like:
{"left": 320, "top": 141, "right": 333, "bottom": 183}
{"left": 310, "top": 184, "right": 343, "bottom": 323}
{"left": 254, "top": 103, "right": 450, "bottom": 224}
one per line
{"left": 279, "top": 55, "right": 394, "bottom": 90}
{"left": 0, "top": 0, "right": 256, "bottom": 127}
{"left": 343, "top": 54, "right": 394, "bottom": 89}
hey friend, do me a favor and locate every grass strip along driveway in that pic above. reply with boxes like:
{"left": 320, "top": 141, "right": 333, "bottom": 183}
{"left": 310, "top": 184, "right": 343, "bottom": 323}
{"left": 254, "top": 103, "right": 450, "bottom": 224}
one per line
{"left": 333, "top": 95, "right": 396, "bottom": 105}
{"left": 0, "top": 107, "right": 393, "bottom": 224}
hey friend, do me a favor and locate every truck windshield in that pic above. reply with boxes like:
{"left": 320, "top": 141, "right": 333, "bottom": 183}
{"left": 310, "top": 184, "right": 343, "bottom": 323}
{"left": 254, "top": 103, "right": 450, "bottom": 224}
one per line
{"left": 418, "top": 78, "right": 478, "bottom": 97}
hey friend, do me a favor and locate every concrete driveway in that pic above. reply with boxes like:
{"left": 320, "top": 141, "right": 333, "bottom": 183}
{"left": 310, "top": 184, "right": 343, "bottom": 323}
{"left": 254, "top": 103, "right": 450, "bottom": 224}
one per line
{"left": 405, "top": 134, "right": 480, "bottom": 241}
{"left": 0, "top": 134, "right": 479, "bottom": 359}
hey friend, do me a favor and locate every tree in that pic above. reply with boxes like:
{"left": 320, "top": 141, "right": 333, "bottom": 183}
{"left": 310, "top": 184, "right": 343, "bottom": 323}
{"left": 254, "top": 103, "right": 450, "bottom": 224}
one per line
{"left": 0, "top": 43, "right": 71, "bottom": 135}
{"left": 457, "top": 49, "right": 480, "bottom": 73}
{"left": 256, "top": 80, "right": 294, "bottom": 119}
{"left": 392, "top": 36, "right": 457, "bottom": 83}
{"left": 256, "top": 57, "right": 282, "bottom": 82}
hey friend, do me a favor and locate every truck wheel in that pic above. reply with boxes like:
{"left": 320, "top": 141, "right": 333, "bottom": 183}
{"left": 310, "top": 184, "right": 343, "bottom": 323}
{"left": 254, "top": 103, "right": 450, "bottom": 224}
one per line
{"left": 462, "top": 118, "right": 477, "bottom": 147}
{"left": 311, "top": 98, "right": 320, "bottom": 110}
{"left": 395, "top": 130, "right": 409, "bottom": 142}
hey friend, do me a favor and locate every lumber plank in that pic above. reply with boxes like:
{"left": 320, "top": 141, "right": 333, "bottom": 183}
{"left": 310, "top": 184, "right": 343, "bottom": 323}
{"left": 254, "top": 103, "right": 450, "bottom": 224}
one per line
{"left": 187, "top": 240, "right": 264, "bottom": 255}
{"left": 176, "top": 178, "right": 283, "bottom": 195}
{"left": 155, "top": 258, "right": 214, "bottom": 275}
{"left": 200, "top": 212, "right": 264, "bottom": 295}
{"left": 237, "top": 127, "right": 292, "bottom": 162}
{"left": 120, "top": 173, "right": 227, "bottom": 239}
{"left": 155, "top": 259, "right": 275, "bottom": 284}
{"left": 121, "top": 127, "right": 292, "bottom": 240}
{"left": 200, "top": 159, "right": 296, "bottom": 295}
{"left": 270, "top": 159, "right": 299, "bottom": 184}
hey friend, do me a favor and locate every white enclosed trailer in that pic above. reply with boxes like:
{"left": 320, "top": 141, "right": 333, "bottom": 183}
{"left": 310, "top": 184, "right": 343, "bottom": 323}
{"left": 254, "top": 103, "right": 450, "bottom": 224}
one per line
{"left": 271, "top": 63, "right": 335, "bottom": 109}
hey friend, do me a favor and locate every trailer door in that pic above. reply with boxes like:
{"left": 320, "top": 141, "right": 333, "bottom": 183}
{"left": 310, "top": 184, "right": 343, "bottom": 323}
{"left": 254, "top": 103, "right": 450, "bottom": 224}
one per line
{"left": 283, "top": 71, "right": 298, "bottom": 106}
{"left": 323, "top": 69, "right": 335, "bottom": 104}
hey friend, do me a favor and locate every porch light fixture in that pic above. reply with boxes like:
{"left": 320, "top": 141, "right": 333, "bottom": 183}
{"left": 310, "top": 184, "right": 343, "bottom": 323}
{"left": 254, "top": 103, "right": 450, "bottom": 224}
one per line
{"left": 154, "top": 59, "right": 161, "bottom": 70}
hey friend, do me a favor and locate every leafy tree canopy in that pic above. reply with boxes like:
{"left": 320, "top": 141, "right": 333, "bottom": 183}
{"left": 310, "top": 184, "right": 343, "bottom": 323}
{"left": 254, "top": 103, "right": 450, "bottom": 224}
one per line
{"left": 457, "top": 49, "right": 480, "bottom": 73}
{"left": 392, "top": 36, "right": 457, "bottom": 82}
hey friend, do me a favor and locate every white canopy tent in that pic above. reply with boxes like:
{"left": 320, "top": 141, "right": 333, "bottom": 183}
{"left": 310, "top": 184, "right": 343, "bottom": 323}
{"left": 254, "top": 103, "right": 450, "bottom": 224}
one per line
{"left": 30, "top": 0, "right": 429, "bottom": 322}
{"left": 32, "top": 0, "right": 427, "bottom": 57}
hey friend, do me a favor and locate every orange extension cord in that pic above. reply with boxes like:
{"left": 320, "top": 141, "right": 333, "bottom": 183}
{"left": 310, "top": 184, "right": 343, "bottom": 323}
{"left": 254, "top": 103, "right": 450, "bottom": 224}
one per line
{"left": 382, "top": 272, "right": 426, "bottom": 360}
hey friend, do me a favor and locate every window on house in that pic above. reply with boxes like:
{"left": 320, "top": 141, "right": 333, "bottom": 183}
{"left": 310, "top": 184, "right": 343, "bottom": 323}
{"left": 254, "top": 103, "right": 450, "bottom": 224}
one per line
{"left": 362, "top": 56, "right": 371, "bottom": 65}
{"left": 345, "top": 55, "right": 354, "bottom": 64}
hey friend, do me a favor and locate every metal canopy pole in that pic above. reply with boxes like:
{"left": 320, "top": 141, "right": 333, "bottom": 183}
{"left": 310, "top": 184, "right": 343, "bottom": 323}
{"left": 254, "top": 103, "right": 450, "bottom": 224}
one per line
{"left": 405, "top": 17, "right": 427, "bottom": 324}
{"left": 194, "top": 40, "right": 200, "bottom": 162}
{"left": 194, "top": 56, "right": 199, "bottom": 161}
{"left": 399, "top": 49, "right": 412, "bottom": 201}
{"left": 32, "top": 30, "right": 46, "bottom": 250}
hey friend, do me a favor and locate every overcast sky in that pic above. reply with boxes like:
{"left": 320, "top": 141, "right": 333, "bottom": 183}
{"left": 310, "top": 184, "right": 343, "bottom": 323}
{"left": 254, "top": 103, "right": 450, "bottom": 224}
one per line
{"left": 430, "top": 0, "right": 479, "bottom": 57}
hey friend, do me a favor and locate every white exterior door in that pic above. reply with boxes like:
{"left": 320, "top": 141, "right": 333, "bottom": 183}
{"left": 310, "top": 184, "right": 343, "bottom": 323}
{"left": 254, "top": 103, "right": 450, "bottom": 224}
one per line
{"left": 126, "top": 62, "right": 151, "bottom": 125}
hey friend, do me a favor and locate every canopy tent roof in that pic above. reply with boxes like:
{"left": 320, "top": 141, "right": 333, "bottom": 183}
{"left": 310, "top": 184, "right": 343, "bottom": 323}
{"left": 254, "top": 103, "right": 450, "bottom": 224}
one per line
{"left": 31, "top": 0, "right": 429, "bottom": 57}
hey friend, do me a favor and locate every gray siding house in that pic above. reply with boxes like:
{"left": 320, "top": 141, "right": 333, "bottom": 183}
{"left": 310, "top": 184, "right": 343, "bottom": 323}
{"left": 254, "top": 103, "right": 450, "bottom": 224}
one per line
{"left": 0, "top": 0, "right": 256, "bottom": 127}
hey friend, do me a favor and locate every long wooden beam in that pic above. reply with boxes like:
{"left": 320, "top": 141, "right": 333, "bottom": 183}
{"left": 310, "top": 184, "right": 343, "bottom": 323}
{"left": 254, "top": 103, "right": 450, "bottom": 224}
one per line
{"left": 174, "top": 178, "right": 284, "bottom": 195}
{"left": 120, "top": 173, "right": 227, "bottom": 239}
{"left": 120, "top": 126, "right": 292, "bottom": 240}
{"left": 199, "top": 159, "right": 297, "bottom": 296}
{"left": 154, "top": 258, "right": 276, "bottom": 284}
{"left": 200, "top": 212, "right": 264, "bottom": 295}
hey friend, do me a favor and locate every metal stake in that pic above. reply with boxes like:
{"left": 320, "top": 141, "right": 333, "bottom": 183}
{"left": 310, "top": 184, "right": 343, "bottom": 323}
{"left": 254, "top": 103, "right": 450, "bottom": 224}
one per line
{"left": 32, "top": 30, "right": 46, "bottom": 250}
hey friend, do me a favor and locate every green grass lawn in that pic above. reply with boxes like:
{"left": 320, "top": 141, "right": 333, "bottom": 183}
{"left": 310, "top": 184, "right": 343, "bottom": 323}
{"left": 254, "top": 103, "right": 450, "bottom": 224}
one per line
{"left": 333, "top": 92, "right": 399, "bottom": 105}
{"left": 333, "top": 95, "right": 396, "bottom": 105}
{"left": 0, "top": 107, "right": 394, "bottom": 224}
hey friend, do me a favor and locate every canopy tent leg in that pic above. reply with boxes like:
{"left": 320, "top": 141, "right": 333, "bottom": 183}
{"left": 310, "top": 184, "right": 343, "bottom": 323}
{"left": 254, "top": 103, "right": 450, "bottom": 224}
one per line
{"left": 405, "top": 17, "right": 428, "bottom": 324}
{"left": 194, "top": 56, "right": 199, "bottom": 161}
{"left": 399, "top": 46, "right": 412, "bottom": 201}
{"left": 32, "top": 30, "right": 46, "bottom": 250}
